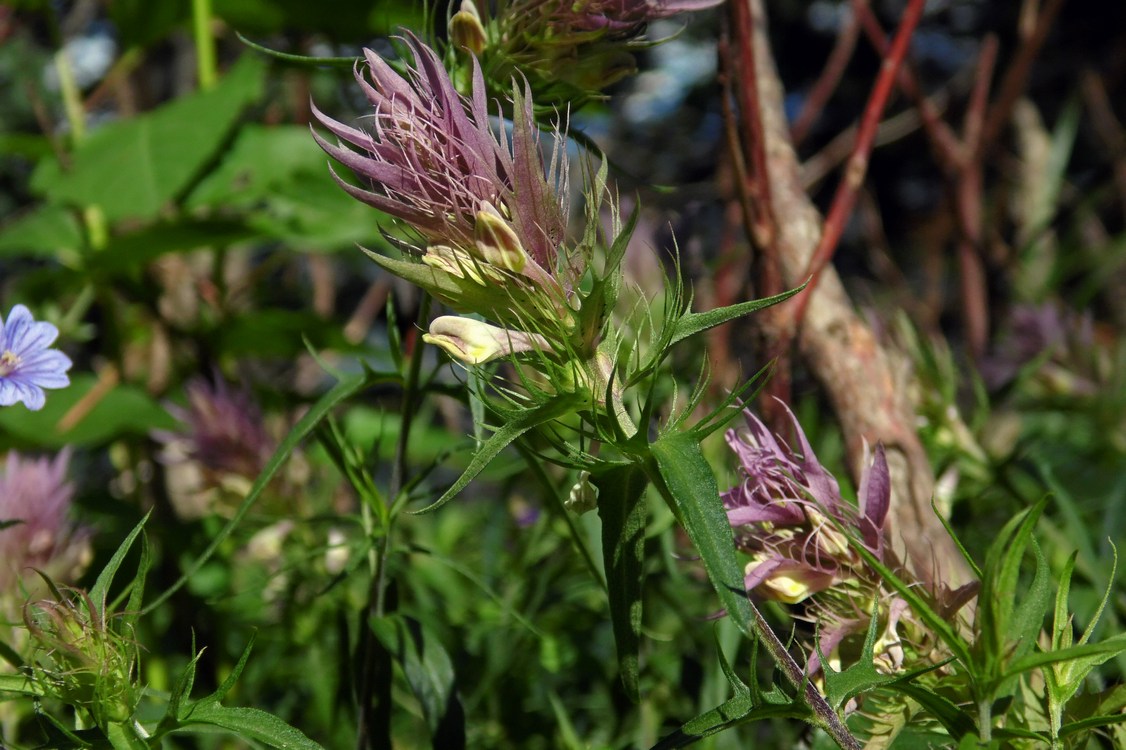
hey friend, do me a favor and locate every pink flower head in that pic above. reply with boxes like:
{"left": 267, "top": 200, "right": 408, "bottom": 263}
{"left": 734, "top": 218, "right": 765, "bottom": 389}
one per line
{"left": 721, "top": 402, "right": 843, "bottom": 527}
{"left": 311, "top": 35, "right": 568, "bottom": 285}
{"left": 0, "top": 449, "right": 90, "bottom": 594}
{"left": 723, "top": 403, "right": 890, "bottom": 598}
{"left": 158, "top": 377, "right": 274, "bottom": 481}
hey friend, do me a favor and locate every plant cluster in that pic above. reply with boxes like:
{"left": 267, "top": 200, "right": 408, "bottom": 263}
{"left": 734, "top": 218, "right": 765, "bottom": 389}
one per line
{"left": 1, "top": 1, "right": 1125, "bottom": 749}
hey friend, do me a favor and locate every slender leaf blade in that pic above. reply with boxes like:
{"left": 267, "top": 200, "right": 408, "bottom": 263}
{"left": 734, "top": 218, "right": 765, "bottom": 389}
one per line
{"left": 594, "top": 464, "right": 649, "bottom": 702}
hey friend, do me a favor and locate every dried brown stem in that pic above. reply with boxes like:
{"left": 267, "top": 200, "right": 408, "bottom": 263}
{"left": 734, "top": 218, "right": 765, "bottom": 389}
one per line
{"left": 737, "top": 0, "right": 974, "bottom": 589}
{"left": 954, "top": 36, "right": 999, "bottom": 359}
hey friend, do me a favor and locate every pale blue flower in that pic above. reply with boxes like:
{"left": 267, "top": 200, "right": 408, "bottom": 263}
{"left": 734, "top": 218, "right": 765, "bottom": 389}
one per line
{"left": 0, "top": 304, "right": 72, "bottom": 411}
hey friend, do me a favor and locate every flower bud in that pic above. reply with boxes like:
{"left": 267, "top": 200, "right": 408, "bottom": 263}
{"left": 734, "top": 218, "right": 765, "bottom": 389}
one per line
{"left": 423, "top": 316, "right": 550, "bottom": 365}
{"left": 450, "top": 0, "right": 488, "bottom": 55}
{"left": 474, "top": 206, "right": 527, "bottom": 272}
{"left": 24, "top": 588, "right": 139, "bottom": 726}
{"left": 423, "top": 245, "right": 503, "bottom": 286}
{"left": 565, "top": 471, "right": 599, "bottom": 515}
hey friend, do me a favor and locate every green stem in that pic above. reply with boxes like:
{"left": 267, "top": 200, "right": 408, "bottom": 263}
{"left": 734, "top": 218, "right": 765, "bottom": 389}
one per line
{"left": 54, "top": 49, "right": 85, "bottom": 143}
{"left": 356, "top": 295, "right": 432, "bottom": 750}
{"left": 191, "top": 0, "right": 218, "bottom": 91}
{"left": 978, "top": 697, "right": 993, "bottom": 743}
{"left": 645, "top": 462, "right": 861, "bottom": 750}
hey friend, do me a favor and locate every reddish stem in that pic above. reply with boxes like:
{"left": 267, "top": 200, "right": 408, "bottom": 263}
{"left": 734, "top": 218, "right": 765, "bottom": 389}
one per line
{"left": 788, "top": 0, "right": 927, "bottom": 328}
{"left": 979, "top": 0, "right": 1067, "bottom": 157}
{"left": 790, "top": 8, "right": 861, "bottom": 146}
{"left": 955, "top": 35, "right": 999, "bottom": 358}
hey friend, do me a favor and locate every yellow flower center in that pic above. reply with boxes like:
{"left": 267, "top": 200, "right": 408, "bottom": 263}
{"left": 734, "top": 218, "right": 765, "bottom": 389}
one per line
{"left": 0, "top": 349, "right": 20, "bottom": 376}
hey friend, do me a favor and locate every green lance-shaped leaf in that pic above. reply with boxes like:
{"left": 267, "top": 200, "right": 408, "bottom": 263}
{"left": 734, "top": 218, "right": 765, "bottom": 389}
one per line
{"left": 370, "top": 615, "right": 464, "bottom": 745}
{"left": 90, "top": 512, "right": 151, "bottom": 619}
{"left": 174, "top": 703, "right": 325, "bottom": 750}
{"left": 649, "top": 431, "right": 754, "bottom": 640}
{"left": 665, "top": 282, "right": 806, "bottom": 348}
{"left": 593, "top": 464, "right": 649, "bottom": 702}
{"left": 413, "top": 394, "right": 582, "bottom": 513}
{"left": 975, "top": 496, "right": 1048, "bottom": 685}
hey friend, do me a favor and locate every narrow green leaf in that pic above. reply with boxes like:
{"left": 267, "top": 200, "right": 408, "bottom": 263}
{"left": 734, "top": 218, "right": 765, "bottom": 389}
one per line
{"left": 413, "top": 395, "right": 580, "bottom": 513}
{"left": 893, "top": 682, "right": 977, "bottom": 740}
{"left": 1059, "top": 712, "right": 1126, "bottom": 738}
{"left": 651, "top": 698, "right": 809, "bottom": 749}
{"left": 198, "top": 634, "right": 257, "bottom": 709}
{"left": 120, "top": 533, "right": 152, "bottom": 628}
{"left": 1009, "top": 539, "right": 1052, "bottom": 666}
{"left": 594, "top": 464, "right": 649, "bottom": 702}
{"left": 90, "top": 512, "right": 151, "bottom": 619}
{"left": 106, "top": 721, "right": 150, "bottom": 750}
{"left": 369, "top": 615, "right": 463, "bottom": 744}
{"left": 144, "top": 370, "right": 378, "bottom": 614}
{"left": 666, "top": 283, "right": 805, "bottom": 347}
{"left": 1004, "top": 633, "right": 1126, "bottom": 680}
{"left": 977, "top": 496, "right": 1047, "bottom": 678}
{"left": 0, "top": 673, "right": 40, "bottom": 696}
{"left": 176, "top": 703, "right": 325, "bottom": 750}
{"left": 649, "top": 431, "right": 754, "bottom": 640}
{"left": 236, "top": 32, "right": 358, "bottom": 67}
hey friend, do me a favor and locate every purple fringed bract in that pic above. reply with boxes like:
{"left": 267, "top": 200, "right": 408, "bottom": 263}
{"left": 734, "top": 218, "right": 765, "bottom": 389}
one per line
{"left": 310, "top": 34, "right": 568, "bottom": 273}
{"left": 722, "top": 401, "right": 891, "bottom": 597}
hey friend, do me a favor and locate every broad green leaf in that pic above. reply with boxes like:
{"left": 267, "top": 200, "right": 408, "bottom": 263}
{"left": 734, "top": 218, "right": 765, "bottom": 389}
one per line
{"left": 143, "top": 369, "right": 378, "bottom": 614}
{"left": 31, "top": 55, "right": 266, "bottom": 222}
{"left": 0, "top": 374, "right": 178, "bottom": 448}
{"left": 594, "top": 464, "right": 649, "bottom": 702}
{"left": 0, "top": 204, "right": 84, "bottom": 260}
{"left": 94, "top": 219, "right": 257, "bottom": 274}
{"left": 186, "top": 124, "right": 328, "bottom": 207}
{"left": 89, "top": 512, "right": 151, "bottom": 618}
{"left": 215, "top": 309, "right": 355, "bottom": 358}
{"left": 666, "top": 283, "right": 805, "bottom": 347}
{"left": 649, "top": 431, "right": 754, "bottom": 640}
{"left": 414, "top": 394, "right": 581, "bottom": 513}
{"left": 369, "top": 615, "right": 463, "bottom": 743}
{"left": 177, "top": 703, "right": 324, "bottom": 750}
